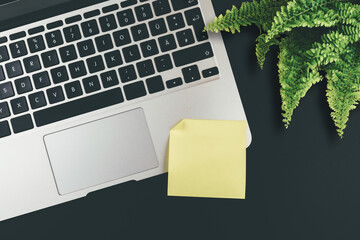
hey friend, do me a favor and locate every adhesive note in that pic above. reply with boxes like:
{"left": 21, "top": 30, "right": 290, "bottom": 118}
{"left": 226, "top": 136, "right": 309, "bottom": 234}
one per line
{"left": 168, "top": 119, "right": 246, "bottom": 199}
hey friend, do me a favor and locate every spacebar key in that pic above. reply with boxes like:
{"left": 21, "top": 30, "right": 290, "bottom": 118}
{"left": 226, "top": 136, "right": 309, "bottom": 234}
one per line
{"left": 172, "top": 42, "right": 214, "bottom": 67}
{"left": 34, "top": 88, "right": 124, "bottom": 127}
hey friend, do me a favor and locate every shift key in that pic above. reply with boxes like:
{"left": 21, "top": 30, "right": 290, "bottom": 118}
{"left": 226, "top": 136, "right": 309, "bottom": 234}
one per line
{"left": 172, "top": 42, "right": 214, "bottom": 67}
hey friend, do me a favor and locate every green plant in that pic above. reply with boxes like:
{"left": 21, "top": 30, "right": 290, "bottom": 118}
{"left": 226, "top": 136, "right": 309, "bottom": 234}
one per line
{"left": 205, "top": 0, "right": 360, "bottom": 137}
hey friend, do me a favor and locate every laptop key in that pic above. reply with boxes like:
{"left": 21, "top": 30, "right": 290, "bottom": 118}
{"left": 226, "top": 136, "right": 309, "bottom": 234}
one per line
{"left": 95, "top": 34, "right": 114, "bottom": 52}
{"left": 47, "top": 20, "right": 63, "bottom": 30}
{"left": 27, "top": 35, "right": 46, "bottom": 53}
{"left": 41, "top": 50, "right": 59, "bottom": 68}
{"left": 69, "top": 61, "right": 87, "bottom": 78}
{"left": 0, "top": 66, "right": 5, "bottom": 81}
{"left": 119, "top": 65, "right": 137, "bottom": 83}
{"left": 170, "top": 0, "right": 198, "bottom": 11}
{"left": 105, "top": 50, "right": 123, "bottom": 68}
{"left": 121, "top": 0, "right": 137, "bottom": 8}
{"left": 131, "top": 24, "right": 149, "bottom": 41}
{"left": 10, "top": 97, "right": 29, "bottom": 115}
{"left": 99, "top": 14, "right": 118, "bottom": 32}
{"left": 28, "top": 26, "right": 45, "bottom": 35}
{"left": 10, "top": 41, "right": 28, "bottom": 58}
{"left": 33, "top": 71, "right": 51, "bottom": 89}
{"left": 158, "top": 34, "right": 177, "bottom": 52}
{"left": 0, "top": 37, "right": 7, "bottom": 44}
{"left": 15, "top": 77, "right": 33, "bottom": 94}
{"left": 81, "top": 20, "right": 100, "bottom": 37}
{"left": 0, "top": 121, "right": 11, "bottom": 138}
{"left": 83, "top": 76, "right": 101, "bottom": 93}
{"left": 10, "top": 32, "right": 26, "bottom": 41}
{"left": 23, "top": 55, "right": 42, "bottom": 73}
{"left": 51, "top": 66, "right": 69, "bottom": 84}
{"left": 152, "top": 0, "right": 171, "bottom": 16}
{"left": 86, "top": 55, "right": 105, "bottom": 73}
{"left": 172, "top": 42, "right": 214, "bottom": 67}
{"left": 77, "top": 39, "right": 96, "bottom": 57}
{"left": 176, "top": 29, "right": 195, "bottom": 47}
{"left": 135, "top": 4, "right": 153, "bottom": 22}
{"left": 0, "top": 46, "right": 10, "bottom": 63}
{"left": 11, "top": 114, "right": 34, "bottom": 134}
{"left": 136, "top": 59, "right": 155, "bottom": 78}
{"left": 103, "top": 4, "right": 119, "bottom": 13}
{"left": 149, "top": 18, "right": 167, "bottom": 36}
{"left": 6, "top": 61, "right": 23, "bottom": 78}
{"left": 65, "top": 81, "right": 83, "bottom": 99}
{"left": 122, "top": 45, "right": 141, "bottom": 63}
{"left": 113, "top": 29, "right": 132, "bottom": 47}
{"left": 140, "top": 40, "right": 159, "bottom": 58}
{"left": 146, "top": 75, "right": 165, "bottom": 94}
{"left": 166, "top": 77, "right": 183, "bottom": 89}
{"left": 167, "top": 13, "right": 185, "bottom": 31}
{"left": 45, "top": 30, "right": 64, "bottom": 48}
{"left": 47, "top": 86, "right": 65, "bottom": 104}
{"left": 185, "top": 8, "right": 208, "bottom": 42}
{"left": 0, "top": 82, "right": 14, "bottom": 100}
{"left": 182, "top": 65, "right": 201, "bottom": 83}
{"left": 63, "top": 25, "right": 82, "bottom": 43}
{"left": 117, "top": 9, "right": 135, "bottom": 27}
{"left": 59, "top": 45, "right": 78, "bottom": 63}
{"left": 123, "top": 81, "right": 147, "bottom": 100}
{"left": 84, "top": 9, "right": 100, "bottom": 19}
{"left": 34, "top": 88, "right": 124, "bottom": 127}
{"left": 65, "top": 15, "right": 82, "bottom": 24}
{"left": 9, "top": 31, "right": 25, "bottom": 41}
{"left": 154, "top": 54, "right": 173, "bottom": 72}
{"left": 28, "top": 91, "right": 47, "bottom": 109}
{"left": 202, "top": 67, "right": 219, "bottom": 78}
{"left": 0, "top": 102, "right": 10, "bottom": 119}
{"left": 101, "top": 70, "right": 119, "bottom": 88}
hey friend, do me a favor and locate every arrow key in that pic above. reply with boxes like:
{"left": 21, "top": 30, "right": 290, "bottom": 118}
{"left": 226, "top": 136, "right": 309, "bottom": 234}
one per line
{"left": 182, "top": 65, "right": 200, "bottom": 83}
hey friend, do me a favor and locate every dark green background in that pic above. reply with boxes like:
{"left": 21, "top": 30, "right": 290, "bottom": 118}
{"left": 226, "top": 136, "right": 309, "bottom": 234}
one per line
{"left": 1, "top": 0, "right": 360, "bottom": 239}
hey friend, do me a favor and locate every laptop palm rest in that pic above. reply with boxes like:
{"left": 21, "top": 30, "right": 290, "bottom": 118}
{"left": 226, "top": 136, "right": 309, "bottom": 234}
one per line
{"left": 44, "top": 108, "right": 159, "bottom": 195}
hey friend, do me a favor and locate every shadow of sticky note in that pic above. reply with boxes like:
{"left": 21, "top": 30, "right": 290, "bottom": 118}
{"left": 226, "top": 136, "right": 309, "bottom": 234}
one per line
{"left": 168, "top": 119, "right": 246, "bottom": 199}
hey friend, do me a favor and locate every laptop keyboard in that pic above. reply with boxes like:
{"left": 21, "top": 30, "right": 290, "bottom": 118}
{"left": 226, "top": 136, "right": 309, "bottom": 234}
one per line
{"left": 0, "top": 0, "right": 219, "bottom": 139}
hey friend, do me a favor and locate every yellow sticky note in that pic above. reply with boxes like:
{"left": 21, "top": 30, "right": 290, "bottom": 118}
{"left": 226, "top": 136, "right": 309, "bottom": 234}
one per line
{"left": 168, "top": 119, "right": 246, "bottom": 199}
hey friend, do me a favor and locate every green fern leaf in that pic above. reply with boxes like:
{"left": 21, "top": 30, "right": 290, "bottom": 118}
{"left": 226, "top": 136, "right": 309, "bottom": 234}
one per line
{"left": 305, "top": 30, "right": 352, "bottom": 68}
{"left": 265, "top": 0, "right": 343, "bottom": 43}
{"left": 204, "top": 0, "right": 288, "bottom": 34}
{"left": 278, "top": 31, "right": 323, "bottom": 127}
{"left": 255, "top": 34, "right": 279, "bottom": 68}
{"left": 326, "top": 44, "right": 360, "bottom": 137}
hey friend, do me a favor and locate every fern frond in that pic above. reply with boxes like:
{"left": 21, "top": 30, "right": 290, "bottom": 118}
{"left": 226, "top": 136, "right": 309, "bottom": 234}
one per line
{"left": 336, "top": 1, "right": 360, "bottom": 26}
{"left": 305, "top": 30, "right": 352, "bottom": 68}
{"left": 256, "top": 34, "right": 279, "bottom": 68}
{"left": 204, "top": 0, "right": 288, "bottom": 34}
{"left": 326, "top": 44, "right": 360, "bottom": 137}
{"left": 340, "top": 25, "right": 360, "bottom": 43}
{"left": 278, "top": 32, "right": 322, "bottom": 127}
{"left": 265, "top": 0, "right": 345, "bottom": 43}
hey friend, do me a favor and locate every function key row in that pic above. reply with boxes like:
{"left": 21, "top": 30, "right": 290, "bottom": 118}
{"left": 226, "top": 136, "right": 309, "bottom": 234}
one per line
{"left": 0, "top": 0, "right": 199, "bottom": 45}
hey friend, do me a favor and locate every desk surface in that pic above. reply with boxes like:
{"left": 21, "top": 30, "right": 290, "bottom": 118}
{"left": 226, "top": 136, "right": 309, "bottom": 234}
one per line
{"left": 1, "top": 1, "right": 360, "bottom": 239}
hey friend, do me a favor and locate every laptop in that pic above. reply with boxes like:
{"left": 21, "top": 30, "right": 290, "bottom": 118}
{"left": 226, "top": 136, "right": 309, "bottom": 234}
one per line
{"left": 0, "top": 0, "right": 251, "bottom": 221}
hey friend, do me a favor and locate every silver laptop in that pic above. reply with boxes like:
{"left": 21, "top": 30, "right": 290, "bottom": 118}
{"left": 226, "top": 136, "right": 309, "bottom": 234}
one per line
{"left": 0, "top": 0, "right": 251, "bottom": 221}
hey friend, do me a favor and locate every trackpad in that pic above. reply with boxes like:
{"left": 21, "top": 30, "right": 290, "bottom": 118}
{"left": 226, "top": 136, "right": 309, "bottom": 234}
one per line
{"left": 44, "top": 108, "right": 159, "bottom": 195}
